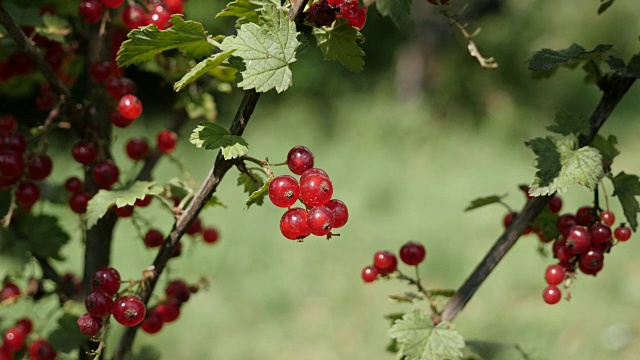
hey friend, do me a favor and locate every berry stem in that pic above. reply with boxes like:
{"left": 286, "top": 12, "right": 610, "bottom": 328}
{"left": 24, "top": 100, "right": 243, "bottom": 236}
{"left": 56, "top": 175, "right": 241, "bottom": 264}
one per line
{"left": 0, "top": 189, "right": 17, "bottom": 229}
{"left": 396, "top": 269, "right": 441, "bottom": 324}
{"left": 600, "top": 179, "right": 611, "bottom": 212}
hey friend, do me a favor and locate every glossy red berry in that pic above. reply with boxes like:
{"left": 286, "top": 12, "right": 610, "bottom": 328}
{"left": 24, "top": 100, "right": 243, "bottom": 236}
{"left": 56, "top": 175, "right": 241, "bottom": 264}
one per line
{"left": 25, "top": 153, "right": 53, "bottom": 181}
{"left": 300, "top": 173, "right": 333, "bottom": 207}
{"left": 157, "top": 130, "right": 177, "bottom": 154}
{"left": 589, "top": 223, "right": 612, "bottom": 247}
{"left": 79, "top": 0, "right": 104, "bottom": 23}
{"left": 143, "top": 229, "right": 164, "bottom": 248}
{"left": 92, "top": 160, "right": 119, "bottom": 188}
{"left": 85, "top": 290, "right": 114, "bottom": 317}
{"left": 166, "top": 280, "right": 190, "bottom": 303}
{"left": 186, "top": 218, "right": 202, "bottom": 235}
{"left": 566, "top": 225, "right": 590, "bottom": 254}
{"left": 399, "top": 241, "right": 426, "bottom": 266}
{"left": 544, "top": 264, "right": 565, "bottom": 285}
{"left": 361, "top": 266, "right": 378, "bottom": 283}
{"left": 114, "top": 205, "right": 134, "bottom": 217}
{"left": 69, "top": 192, "right": 91, "bottom": 214}
{"left": 287, "top": 146, "right": 314, "bottom": 175}
{"left": 72, "top": 141, "right": 97, "bottom": 165}
{"left": 64, "top": 177, "right": 83, "bottom": 193}
{"left": 280, "top": 207, "right": 310, "bottom": 240}
{"left": 373, "top": 251, "right": 397, "bottom": 274}
{"left": 548, "top": 196, "right": 562, "bottom": 214}
{"left": 600, "top": 210, "right": 615, "bottom": 227}
{"left": 117, "top": 94, "right": 143, "bottom": 120}
{"left": 148, "top": 5, "right": 171, "bottom": 29}
{"left": 155, "top": 302, "right": 180, "bottom": 323}
{"left": 557, "top": 213, "right": 578, "bottom": 238}
{"left": 337, "top": 0, "right": 367, "bottom": 29}
{"left": 100, "top": 0, "right": 125, "bottom": 9}
{"left": 135, "top": 195, "right": 152, "bottom": 207}
{"left": 269, "top": 175, "right": 300, "bottom": 208}
{"left": 300, "top": 168, "right": 329, "bottom": 183}
{"left": 16, "top": 181, "right": 41, "bottom": 208}
{"left": 164, "top": 0, "right": 185, "bottom": 13}
{"left": 3, "top": 326, "right": 26, "bottom": 354}
{"left": 576, "top": 206, "right": 594, "bottom": 226}
{"left": 579, "top": 249, "right": 604, "bottom": 274}
{"left": 324, "top": 199, "right": 348, "bottom": 228}
{"left": 89, "top": 61, "right": 112, "bottom": 82}
{"left": 77, "top": 313, "right": 103, "bottom": 337}
{"left": 15, "top": 318, "right": 33, "bottom": 335}
{"left": 122, "top": 5, "right": 148, "bottom": 29}
{"left": 614, "top": 225, "right": 632, "bottom": 242}
{"left": 0, "top": 115, "right": 17, "bottom": 133}
{"left": 126, "top": 138, "right": 149, "bottom": 160}
{"left": 307, "top": 205, "right": 335, "bottom": 236}
{"left": 542, "top": 285, "right": 561, "bottom": 305}
{"left": 91, "top": 266, "right": 121, "bottom": 296}
{"left": 28, "top": 339, "right": 56, "bottom": 360}
{"left": 141, "top": 309, "right": 164, "bottom": 334}
{"left": 202, "top": 227, "right": 219, "bottom": 244}
{"left": 309, "top": 1, "right": 336, "bottom": 27}
{"left": 113, "top": 296, "right": 146, "bottom": 326}
{"left": 0, "top": 150, "right": 24, "bottom": 180}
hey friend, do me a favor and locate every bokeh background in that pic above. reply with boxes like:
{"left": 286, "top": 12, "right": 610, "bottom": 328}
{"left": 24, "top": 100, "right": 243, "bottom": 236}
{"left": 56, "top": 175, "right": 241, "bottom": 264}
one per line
{"left": 4, "top": 0, "right": 640, "bottom": 359}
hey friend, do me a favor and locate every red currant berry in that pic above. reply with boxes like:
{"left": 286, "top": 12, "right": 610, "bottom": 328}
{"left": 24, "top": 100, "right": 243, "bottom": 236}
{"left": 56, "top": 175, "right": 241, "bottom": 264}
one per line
{"left": 92, "top": 160, "right": 119, "bottom": 188}
{"left": 307, "top": 205, "right": 335, "bottom": 236}
{"left": 16, "top": 181, "right": 41, "bottom": 208}
{"left": 64, "top": 177, "right": 83, "bottom": 193}
{"left": 544, "top": 264, "right": 565, "bottom": 285}
{"left": 269, "top": 175, "right": 300, "bottom": 208}
{"left": 324, "top": 199, "right": 348, "bottom": 228}
{"left": 72, "top": 141, "right": 97, "bottom": 165}
{"left": 15, "top": 318, "right": 33, "bottom": 335}
{"left": 143, "top": 229, "right": 164, "bottom": 248}
{"left": 361, "top": 265, "right": 378, "bottom": 283}
{"left": 614, "top": 225, "right": 632, "bottom": 242}
{"left": 155, "top": 302, "right": 180, "bottom": 323}
{"left": 100, "top": 0, "right": 124, "bottom": 9}
{"left": 113, "top": 295, "right": 146, "bottom": 326}
{"left": 166, "top": 280, "right": 190, "bottom": 303}
{"left": 300, "top": 173, "right": 333, "bottom": 207}
{"left": 566, "top": 225, "right": 590, "bottom": 254}
{"left": 135, "top": 195, "right": 152, "bottom": 207}
{"left": 600, "top": 210, "right": 615, "bottom": 227}
{"left": 122, "top": 5, "right": 148, "bottom": 29}
{"left": 85, "top": 290, "right": 114, "bottom": 317}
{"left": 114, "top": 205, "right": 134, "bottom": 218}
{"left": 557, "top": 213, "right": 578, "bottom": 238}
{"left": 542, "top": 285, "right": 561, "bottom": 305}
{"left": 300, "top": 168, "right": 329, "bottom": 183}
{"left": 164, "top": 0, "right": 185, "bottom": 13}
{"left": 89, "top": 61, "right": 112, "bottom": 82}
{"left": 280, "top": 207, "right": 311, "bottom": 240}
{"left": 141, "top": 309, "right": 164, "bottom": 334}
{"left": 0, "top": 150, "right": 24, "bottom": 180}
{"left": 309, "top": 1, "right": 336, "bottom": 27}
{"left": 3, "top": 326, "right": 26, "bottom": 354}
{"left": 77, "top": 313, "right": 103, "bottom": 337}
{"left": 126, "top": 138, "right": 149, "bottom": 160}
{"left": 0, "top": 132, "right": 27, "bottom": 154}
{"left": 69, "top": 192, "right": 91, "bottom": 214}
{"left": 576, "top": 206, "right": 594, "bottom": 226}
{"left": 337, "top": 1, "right": 367, "bottom": 29}
{"left": 202, "top": 227, "right": 219, "bottom": 244}
{"left": 186, "top": 218, "right": 202, "bottom": 235}
{"left": 287, "top": 146, "right": 314, "bottom": 175}
{"left": 0, "top": 115, "right": 17, "bottom": 133}
{"left": 79, "top": 0, "right": 104, "bottom": 23}
{"left": 157, "top": 130, "right": 177, "bottom": 154}
{"left": 503, "top": 212, "right": 515, "bottom": 228}
{"left": 117, "top": 94, "right": 143, "bottom": 120}
{"left": 548, "top": 196, "right": 562, "bottom": 214}
{"left": 589, "top": 223, "right": 612, "bottom": 247}
{"left": 25, "top": 153, "right": 53, "bottom": 181}
{"left": 578, "top": 249, "right": 604, "bottom": 273}
{"left": 91, "top": 266, "right": 121, "bottom": 296}
{"left": 0, "top": 282, "right": 20, "bottom": 301}
{"left": 28, "top": 339, "right": 56, "bottom": 360}
{"left": 373, "top": 251, "right": 397, "bottom": 273}
{"left": 110, "top": 111, "right": 134, "bottom": 128}
{"left": 148, "top": 5, "right": 171, "bottom": 29}
{"left": 399, "top": 241, "right": 426, "bottom": 266}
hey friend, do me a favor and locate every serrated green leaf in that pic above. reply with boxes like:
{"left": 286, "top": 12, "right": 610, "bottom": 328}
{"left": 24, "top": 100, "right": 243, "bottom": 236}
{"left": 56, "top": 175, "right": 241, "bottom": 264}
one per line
{"left": 246, "top": 178, "right": 270, "bottom": 208}
{"left": 220, "top": 4, "right": 302, "bottom": 93}
{"left": 238, "top": 172, "right": 266, "bottom": 206}
{"left": 13, "top": 214, "right": 70, "bottom": 260}
{"left": 174, "top": 51, "right": 234, "bottom": 91}
{"left": 185, "top": 92, "right": 217, "bottom": 122}
{"left": 464, "top": 194, "right": 506, "bottom": 211}
{"left": 189, "top": 122, "right": 249, "bottom": 159}
{"left": 608, "top": 54, "right": 640, "bottom": 78}
{"left": 612, "top": 172, "right": 640, "bottom": 231}
{"left": 376, "top": 0, "right": 412, "bottom": 26}
{"left": 530, "top": 137, "right": 603, "bottom": 196}
{"left": 590, "top": 134, "right": 619, "bottom": 166}
{"left": 598, "top": 0, "right": 616, "bottom": 14}
{"left": 528, "top": 44, "right": 612, "bottom": 73}
{"left": 48, "top": 313, "right": 86, "bottom": 353}
{"left": 388, "top": 310, "right": 465, "bottom": 360}
{"left": 546, "top": 110, "right": 589, "bottom": 137}
{"left": 117, "top": 15, "right": 216, "bottom": 67}
{"left": 465, "top": 341, "right": 534, "bottom": 360}
{"left": 530, "top": 207, "right": 560, "bottom": 242}
{"left": 312, "top": 19, "right": 366, "bottom": 72}
{"left": 216, "top": 0, "right": 279, "bottom": 25}
{"left": 34, "top": 13, "right": 71, "bottom": 43}
{"left": 86, "top": 182, "right": 162, "bottom": 229}
{"left": 0, "top": 229, "right": 30, "bottom": 275}
{"left": 528, "top": 137, "right": 562, "bottom": 189}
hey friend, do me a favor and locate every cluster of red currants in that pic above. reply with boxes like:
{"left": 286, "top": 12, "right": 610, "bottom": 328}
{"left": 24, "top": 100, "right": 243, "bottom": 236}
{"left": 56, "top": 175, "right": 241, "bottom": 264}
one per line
{"left": 269, "top": 146, "right": 349, "bottom": 241}
{"left": 0, "top": 283, "right": 56, "bottom": 360}
{"left": 78, "top": 267, "right": 146, "bottom": 337}
{"left": 140, "top": 279, "right": 198, "bottom": 334}
{"left": 307, "top": 0, "right": 368, "bottom": 29}
{"left": 361, "top": 241, "right": 427, "bottom": 282}
{"left": 79, "top": 0, "right": 185, "bottom": 30}
{"left": 542, "top": 207, "right": 631, "bottom": 304}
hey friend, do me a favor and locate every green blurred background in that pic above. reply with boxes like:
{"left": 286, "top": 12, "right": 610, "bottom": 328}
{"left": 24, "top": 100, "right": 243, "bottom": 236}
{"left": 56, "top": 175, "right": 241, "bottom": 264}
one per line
{"left": 6, "top": 0, "right": 640, "bottom": 359}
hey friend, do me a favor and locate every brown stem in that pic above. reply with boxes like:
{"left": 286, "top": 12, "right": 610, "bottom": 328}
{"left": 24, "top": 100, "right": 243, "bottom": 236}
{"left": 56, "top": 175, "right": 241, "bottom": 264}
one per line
{"left": 440, "top": 75, "right": 636, "bottom": 322}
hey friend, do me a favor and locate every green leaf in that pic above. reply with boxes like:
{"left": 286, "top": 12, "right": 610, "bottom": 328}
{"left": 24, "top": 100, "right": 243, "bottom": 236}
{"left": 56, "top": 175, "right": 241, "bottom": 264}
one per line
{"left": 238, "top": 172, "right": 266, "bottom": 206}
{"left": 117, "top": 15, "right": 216, "bottom": 67}
{"left": 34, "top": 13, "right": 71, "bottom": 43}
{"left": 465, "top": 341, "right": 535, "bottom": 360}
{"left": 14, "top": 214, "right": 70, "bottom": 260}
{"left": 375, "top": 0, "right": 412, "bottom": 26}
{"left": 528, "top": 43, "right": 612, "bottom": 73}
{"left": 174, "top": 51, "right": 235, "bottom": 91}
{"left": 530, "top": 207, "right": 560, "bottom": 242}
{"left": 38, "top": 182, "right": 70, "bottom": 205}
{"left": 546, "top": 110, "right": 589, "bottom": 137}
{"left": 598, "top": 0, "right": 616, "bottom": 14}
{"left": 590, "top": 134, "right": 619, "bottom": 167}
{"left": 86, "top": 182, "right": 163, "bottom": 229}
{"left": 528, "top": 137, "right": 562, "bottom": 189}
{"left": 220, "top": 4, "right": 303, "bottom": 93}
{"left": 0, "top": 229, "right": 30, "bottom": 275}
{"left": 388, "top": 310, "right": 465, "bottom": 360}
{"left": 606, "top": 54, "right": 640, "bottom": 78}
{"left": 48, "top": 312, "right": 87, "bottom": 353}
{"left": 246, "top": 178, "right": 270, "bottom": 208}
{"left": 204, "top": 195, "right": 227, "bottom": 209}
{"left": 464, "top": 194, "right": 506, "bottom": 211}
{"left": 185, "top": 92, "right": 217, "bottom": 122}
{"left": 189, "top": 122, "right": 249, "bottom": 159}
{"left": 312, "top": 19, "right": 366, "bottom": 73}
{"left": 529, "top": 137, "right": 603, "bottom": 196}
{"left": 216, "top": 0, "right": 279, "bottom": 25}
{"left": 612, "top": 172, "right": 640, "bottom": 231}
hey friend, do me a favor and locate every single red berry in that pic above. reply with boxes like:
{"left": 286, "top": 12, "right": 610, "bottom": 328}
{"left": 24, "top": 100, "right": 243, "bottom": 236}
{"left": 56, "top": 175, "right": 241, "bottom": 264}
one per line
{"left": 186, "top": 218, "right": 202, "bottom": 235}
{"left": 114, "top": 205, "right": 134, "bottom": 218}
{"left": 92, "top": 160, "right": 119, "bottom": 188}
{"left": 77, "top": 313, "right": 103, "bottom": 337}
{"left": 155, "top": 302, "right": 180, "bottom": 323}
{"left": 100, "top": 0, "right": 125, "bottom": 9}
{"left": 89, "top": 61, "right": 112, "bottom": 82}
{"left": 557, "top": 213, "right": 578, "bottom": 238}
{"left": 117, "top": 94, "right": 143, "bottom": 120}
{"left": 85, "top": 290, "right": 114, "bottom": 317}
{"left": 69, "top": 192, "right": 91, "bottom": 214}
{"left": 614, "top": 225, "right": 632, "bottom": 242}
{"left": 113, "top": 295, "right": 146, "bottom": 326}
{"left": 280, "top": 207, "right": 311, "bottom": 240}
{"left": 3, "top": 326, "right": 26, "bottom": 354}
{"left": 399, "top": 241, "right": 426, "bottom": 266}
{"left": 589, "top": 223, "right": 612, "bottom": 247}
{"left": 122, "top": 5, "right": 148, "bottom": 29}
{"left": 337, "top": 0, "right": 367, "bottom": 29}
{"left": 307, "top": 206, "right": 335, "bottom": 236}
{"left": 548, "top": 196, "right": 562, "bottom": 214}
{"left": 269, "top": 175, "right": 300, "bottom": 208}
{"left": 309, "top": 1, "right": 336, "bottom": 27}
{"left": 202, "top": 227, "right": 219, "bottom": 244}
{"left": 576, "top": 206, "right": 594, "bottom": 226}
{"left": 324, "top": 199, "right": 348, "bottom": 228}
{"left": 373, "top": 251, "right": 397, "bottom": 274}
{"left": 600, "top": 210, "right": 615, "bottom": 227}
{"left": 72, "top": 141, "right": 97, "bottom": 165}
{"left": 544, "top": 264, "right": 565, "bottom": 285}
{"left": 110, "top": 111, "right": 134, "bottom": 128}
{"left": 0, "top": 115, "right": 17, "bottom": 133}
{"left": 106, "top": 77, "right": 132, "bottom": 98}
{"left": 300, "top": 168, "right": 329, "bottom": 183}
{"left": 16, "top": 181, "right": 41, "bottom": 208}
{"left": 300, "top": 173, "right": 333, "bottom": 207}
{"left": 0, "top": 150, "right": 24, "bottom": 180}
{"left": 361, "top": 266, "right": 378, "bottom": 283}
{"left": 164, "top": 0, "right": 184, "bottom": 13}
{"left": 566, "top": 225, "right": 591, "bottom": 254}
{"left": 64, "top": 176, "right": 83, "bottom": 193}
{"left": 147, "top": 5, "right": 171, "bottom": 29}
{"left": 16, "top": 318, "right": 33, "bottom": 335}
{"left": 141, "top": 309, "right": 164, "bottom": 334}
{"left": 503, "top": 212, "right": 514, "bottom": 228}
{"left": 157, "top": 130, "right": 177, "bottom": 154}
{"left": 144, "top": 229, "right": 164, "bottom": 248}
{"left": 166, "top": 280, "right": 190, "bottom": 303}
{"left": 542, "top": 285, "right": 562, "bottom": 305}
{"left": 25, "top": 153, "right": 53, "bottom": 181}
{"left": 126, "top": 138, "right": 149, "bottom": 160}
{"left": 579, "top": 249, "right": 604, "bottom": 273}
{"left": 79, "top": 0, "right": 104, "bottom": 23}
{"left": 0, "top": 132, "right": 27, "bottom": 154}
{"left": 91, "top": 266, "right": 121, "bottom": 296}
{"left": 28, "top": 339, "right": 56, "bottom": 360}
{"left": 135, "top": 195, "right": 152, "bottom": 207}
